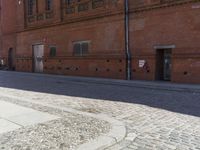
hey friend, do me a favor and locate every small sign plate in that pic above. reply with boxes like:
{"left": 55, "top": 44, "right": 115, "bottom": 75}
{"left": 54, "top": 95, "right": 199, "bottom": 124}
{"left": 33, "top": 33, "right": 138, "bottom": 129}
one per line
{"left": 139, "top": 60, "right": 145, "bottom": 68}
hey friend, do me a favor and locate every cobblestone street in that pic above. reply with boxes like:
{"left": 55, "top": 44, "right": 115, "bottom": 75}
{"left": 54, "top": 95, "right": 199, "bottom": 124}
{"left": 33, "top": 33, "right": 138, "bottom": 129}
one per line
{"left": 0, "top": 71, "right": 200, "bottom": 150}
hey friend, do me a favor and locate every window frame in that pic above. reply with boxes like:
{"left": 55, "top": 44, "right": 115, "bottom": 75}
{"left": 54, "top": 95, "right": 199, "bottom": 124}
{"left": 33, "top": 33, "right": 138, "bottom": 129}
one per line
{"left": 49, "top": 46, "right": 57, "bottom": 57}
{"left": 27, "top": 0, "right": 35, "bottom": 16}
{"left": 46, "top": 0, "right": 53, "bottom": 11}
{"left": 65, "top": 0, "right": 73, "bottom": 5}
{"left": 73, "top": 40, "right": 90, "bottom": 56}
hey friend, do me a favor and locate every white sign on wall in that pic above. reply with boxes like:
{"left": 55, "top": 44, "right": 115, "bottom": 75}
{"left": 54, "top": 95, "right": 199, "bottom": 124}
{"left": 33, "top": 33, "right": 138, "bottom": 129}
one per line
{"left": 139, "top": 60, "right": 146, "bottom": 68}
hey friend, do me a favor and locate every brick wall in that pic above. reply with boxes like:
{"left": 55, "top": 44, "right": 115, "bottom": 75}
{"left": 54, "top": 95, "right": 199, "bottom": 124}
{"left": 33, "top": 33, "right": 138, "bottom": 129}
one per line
{"left": 0, "top": 0, "right": 17, "bottom": 67}
{"left": 1, "top": 0, "right": 200, "bottom": 83}
{"left": 15, "top": 12, "right": 126, "bottom": 79}
{"left": 129, "top": 1, "right": 200, "bottom": 83}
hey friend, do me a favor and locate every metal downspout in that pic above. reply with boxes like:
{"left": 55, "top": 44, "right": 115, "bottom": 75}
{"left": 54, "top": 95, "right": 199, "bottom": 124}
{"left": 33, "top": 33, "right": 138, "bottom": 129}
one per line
{"left": 0, "top": 0, "right": 3, "bottom": 61}
{"left": 125, "top": 0, "right": 131, "bottom": 80}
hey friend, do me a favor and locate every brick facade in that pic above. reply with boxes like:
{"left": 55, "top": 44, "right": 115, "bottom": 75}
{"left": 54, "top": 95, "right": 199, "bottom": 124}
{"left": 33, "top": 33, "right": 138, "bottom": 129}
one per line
{"left": 0, "top": 0, "right": 200, "bottom": 83}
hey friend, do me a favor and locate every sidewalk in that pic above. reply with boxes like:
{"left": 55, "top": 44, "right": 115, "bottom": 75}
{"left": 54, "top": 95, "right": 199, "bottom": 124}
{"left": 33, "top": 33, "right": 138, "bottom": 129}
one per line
{"left": 62, "top": 77, "right": 200, "bottom": 93}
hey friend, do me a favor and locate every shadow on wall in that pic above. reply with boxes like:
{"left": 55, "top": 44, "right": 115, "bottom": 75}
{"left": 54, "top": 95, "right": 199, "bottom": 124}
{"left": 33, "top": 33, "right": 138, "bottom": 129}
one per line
{"left": 0, "top": 71, "right": 200, "bottom": 117}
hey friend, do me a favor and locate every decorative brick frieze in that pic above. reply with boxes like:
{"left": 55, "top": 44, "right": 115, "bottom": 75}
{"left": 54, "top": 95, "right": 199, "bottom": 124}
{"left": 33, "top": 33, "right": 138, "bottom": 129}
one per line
{"left": 24, "top": 0, "right": 123, "bottom": 29}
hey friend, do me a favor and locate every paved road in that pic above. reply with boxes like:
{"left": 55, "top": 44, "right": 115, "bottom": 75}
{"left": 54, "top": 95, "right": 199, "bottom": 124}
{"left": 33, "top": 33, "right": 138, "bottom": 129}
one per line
{"left": 1, "top": 71, "right": 200, "bottom": 117}
{"left": 0, "top": 71, "right": 200, "bottom": 150}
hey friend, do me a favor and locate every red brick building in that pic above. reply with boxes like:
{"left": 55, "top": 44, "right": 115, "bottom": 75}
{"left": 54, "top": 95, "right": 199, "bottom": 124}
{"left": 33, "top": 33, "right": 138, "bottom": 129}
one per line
{"left": 0, "top": 0, "right": 200, "bottom": 83}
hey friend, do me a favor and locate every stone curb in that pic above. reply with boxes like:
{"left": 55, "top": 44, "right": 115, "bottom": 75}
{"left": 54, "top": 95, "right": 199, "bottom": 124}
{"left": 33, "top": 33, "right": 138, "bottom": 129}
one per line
{"left": 77, "top": 115, "right": 125, "bottom": 150}
{"left": 0, "top": 93, "right": 127, "bottom": 150}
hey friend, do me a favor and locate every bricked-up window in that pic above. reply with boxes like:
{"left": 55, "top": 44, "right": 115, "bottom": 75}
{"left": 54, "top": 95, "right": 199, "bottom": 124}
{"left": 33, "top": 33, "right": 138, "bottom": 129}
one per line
{"left": 27, "top": 0, "right": 35, "bottom": 15}
{"left": 46, "top": 0, "right": 53, "bottom": 11}
{"left": 73, "top": 41, "right": 90, "bottom": 56}
{"left": 49, "top": 46, "right": 57, "bottom": 57}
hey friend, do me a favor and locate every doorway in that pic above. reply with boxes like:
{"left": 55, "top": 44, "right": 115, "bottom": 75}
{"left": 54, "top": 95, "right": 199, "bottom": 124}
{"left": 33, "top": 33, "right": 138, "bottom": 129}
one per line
{"left": 156, "top": 49, "right": 172, "bottom": 81}
{"left": 33, "top": 44, "right": 44, "bottom": 73}
{"left": 8, "top": 48, "right": 15, "bottom": 70}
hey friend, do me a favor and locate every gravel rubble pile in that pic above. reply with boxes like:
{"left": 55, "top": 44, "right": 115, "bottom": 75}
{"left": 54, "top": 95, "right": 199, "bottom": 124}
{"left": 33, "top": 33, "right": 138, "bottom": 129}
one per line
{"left": 0, "top": 96, "right": 111, "bottom": 150}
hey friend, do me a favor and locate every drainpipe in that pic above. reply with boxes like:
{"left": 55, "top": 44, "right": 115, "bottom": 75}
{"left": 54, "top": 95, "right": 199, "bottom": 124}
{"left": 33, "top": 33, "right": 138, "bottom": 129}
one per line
{"left": 0, "top": 0, "right": 3, "bottom": 61}
{"left": 125, "top": 0, "right": 131, "bottom": 80}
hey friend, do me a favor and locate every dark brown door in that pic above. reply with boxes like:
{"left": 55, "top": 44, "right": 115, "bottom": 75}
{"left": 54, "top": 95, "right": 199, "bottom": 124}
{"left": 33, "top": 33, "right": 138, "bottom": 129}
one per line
{"left": 8, "top": 48, "right": 14, "bottom": 70}
{"left": 163, "top": 50, "right": 172, "bottom": 81}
